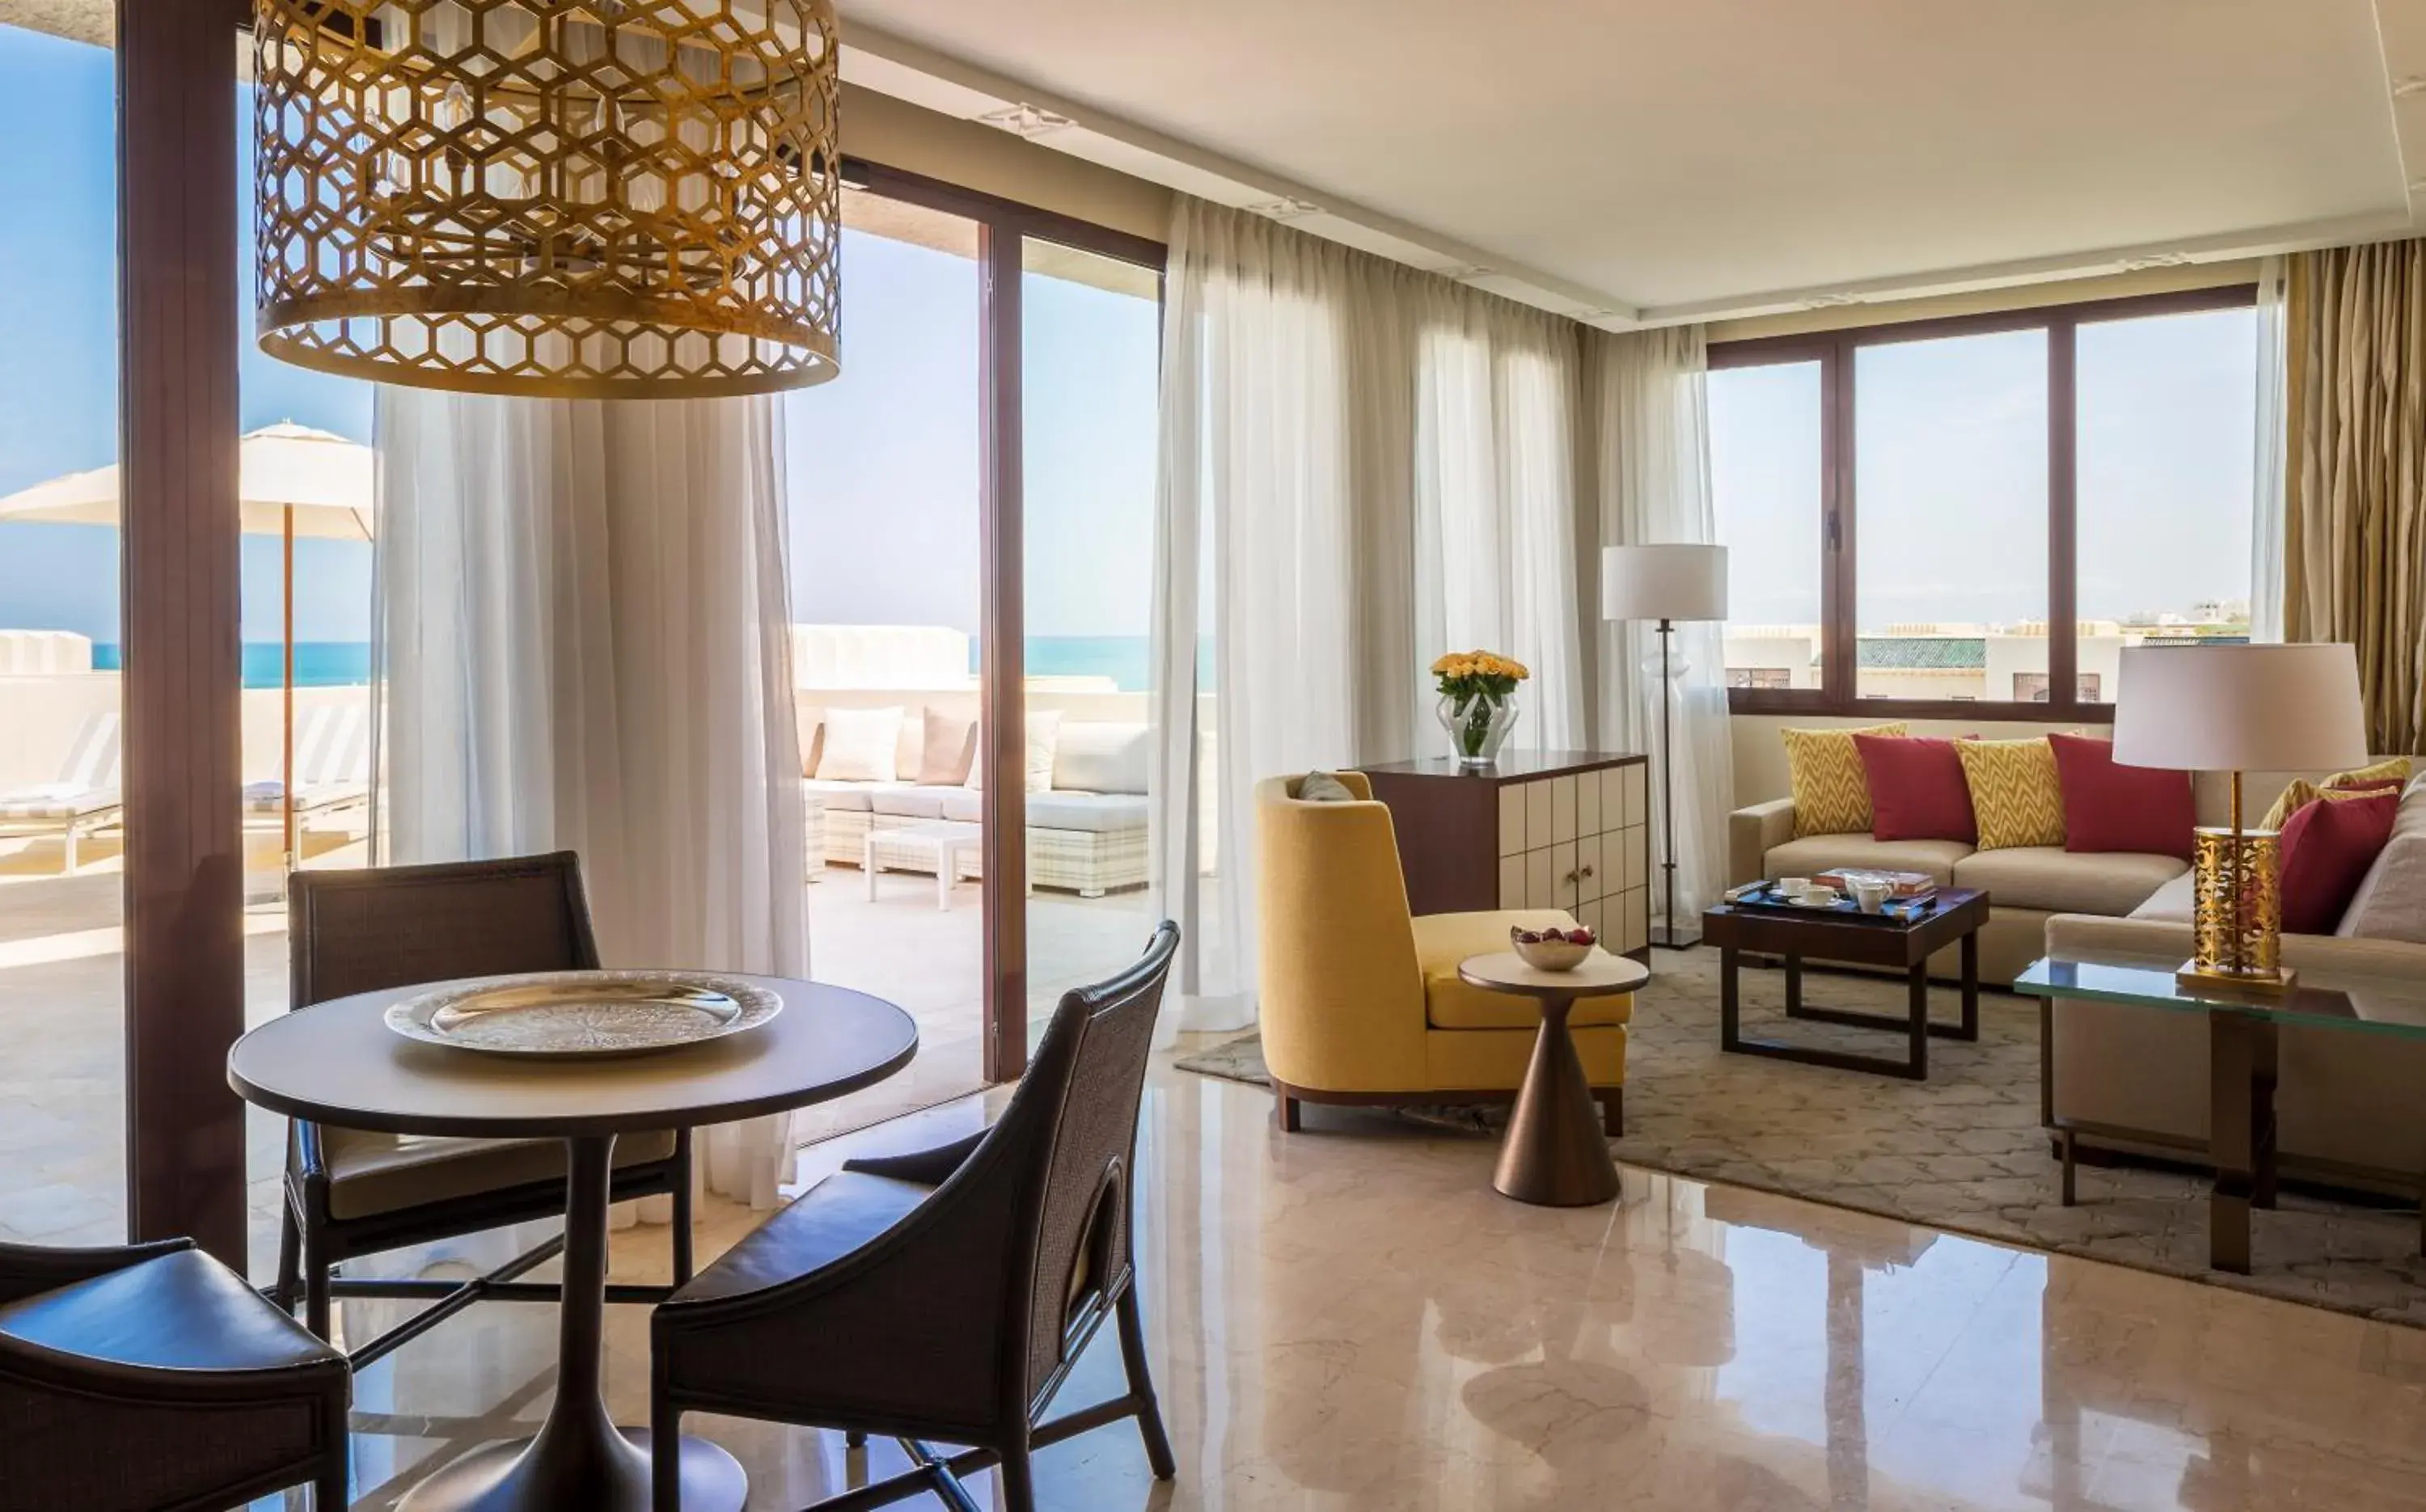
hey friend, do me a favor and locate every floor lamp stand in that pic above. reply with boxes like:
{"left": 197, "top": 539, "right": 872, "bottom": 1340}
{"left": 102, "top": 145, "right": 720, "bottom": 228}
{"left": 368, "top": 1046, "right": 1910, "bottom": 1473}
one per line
{"left": 1648, "top": 617, "right": 1699, "bottom": 950}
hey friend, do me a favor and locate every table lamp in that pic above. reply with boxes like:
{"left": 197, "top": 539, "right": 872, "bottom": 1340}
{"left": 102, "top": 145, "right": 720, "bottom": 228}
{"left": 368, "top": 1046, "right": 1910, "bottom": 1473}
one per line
{"left": 2110, "top": 642, "right": 2369, "bottom": 993}
{"left": 1601, "top": 543, "right": 1728, "bottom": 949}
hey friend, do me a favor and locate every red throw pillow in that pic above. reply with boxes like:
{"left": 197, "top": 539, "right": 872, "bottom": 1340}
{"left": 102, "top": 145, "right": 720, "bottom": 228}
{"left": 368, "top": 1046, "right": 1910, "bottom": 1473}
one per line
{"left": 1853, "top": 733, "right": 1976, "bottom": 844}
{"left": 2049, "top": 733, "right": 2196, "bottom": 860}
{"left": 2279, "top": 789, "right": 2399, "bottom": 935}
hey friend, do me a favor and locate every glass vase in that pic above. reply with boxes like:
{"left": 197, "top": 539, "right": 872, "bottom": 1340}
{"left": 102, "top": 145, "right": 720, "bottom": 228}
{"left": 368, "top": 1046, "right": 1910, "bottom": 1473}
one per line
{"left": 1438, "top": 692, "right": 1519, "bottom": 769}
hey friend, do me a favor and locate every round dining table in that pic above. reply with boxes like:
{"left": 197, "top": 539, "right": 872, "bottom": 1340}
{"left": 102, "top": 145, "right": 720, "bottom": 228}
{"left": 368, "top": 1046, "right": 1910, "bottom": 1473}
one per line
{"left": 227, "top": 973, "right": 919, "bottom": 1512}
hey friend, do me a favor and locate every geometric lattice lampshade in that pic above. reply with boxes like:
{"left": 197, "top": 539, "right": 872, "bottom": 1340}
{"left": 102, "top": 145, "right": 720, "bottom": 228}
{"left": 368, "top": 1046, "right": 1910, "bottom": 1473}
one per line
{"left": 251, "top": 0, "right": 841, "bottom": 399}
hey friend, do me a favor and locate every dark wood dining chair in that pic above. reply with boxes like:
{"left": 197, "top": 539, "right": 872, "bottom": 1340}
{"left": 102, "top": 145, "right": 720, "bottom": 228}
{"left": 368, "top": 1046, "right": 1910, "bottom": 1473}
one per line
{"left": 650, "top": 922, "right": 1182, "bottom": 1511}
{"left": 0, "top": 1236, "right": 350, "bottom": 1510}
{"left": 277, "top": 852, "right": 693, "bottom": 1358}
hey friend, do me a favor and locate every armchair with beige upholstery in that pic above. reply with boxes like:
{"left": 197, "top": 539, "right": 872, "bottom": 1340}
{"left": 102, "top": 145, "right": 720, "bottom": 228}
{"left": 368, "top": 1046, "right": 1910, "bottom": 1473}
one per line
{"left": 1256, "top": 773, "right": 1630, "bottom": 1134}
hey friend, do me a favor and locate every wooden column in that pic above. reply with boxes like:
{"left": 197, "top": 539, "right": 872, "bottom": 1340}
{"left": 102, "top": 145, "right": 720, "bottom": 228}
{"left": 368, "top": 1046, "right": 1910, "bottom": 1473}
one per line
{"left": 118, "top": 0, "right": 249, "bottom": 1263}
{"left": 978, "top": 222, "right": 1028, "bottom": 1082}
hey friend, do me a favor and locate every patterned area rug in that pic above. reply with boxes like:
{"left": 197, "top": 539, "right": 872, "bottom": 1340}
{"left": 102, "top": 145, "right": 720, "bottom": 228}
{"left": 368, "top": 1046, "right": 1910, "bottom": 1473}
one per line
{"left": 1173, "top": 947, "right": 2426, "bottom": 1326}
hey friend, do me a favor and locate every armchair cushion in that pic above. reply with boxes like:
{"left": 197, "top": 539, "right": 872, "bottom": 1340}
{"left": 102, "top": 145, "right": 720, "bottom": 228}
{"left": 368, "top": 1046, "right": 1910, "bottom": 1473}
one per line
{"left": 670, "top": 1170, "right": 929, "bottom": 1305}
{"left": 0, "top": 1248, "right": 339, "bottom": 1375}
{"left": 1414, "top": 911, "right": 1631, "bottom": 1031}
{"left": 319, "top": 1126, "right": 678, "bottom": 1221}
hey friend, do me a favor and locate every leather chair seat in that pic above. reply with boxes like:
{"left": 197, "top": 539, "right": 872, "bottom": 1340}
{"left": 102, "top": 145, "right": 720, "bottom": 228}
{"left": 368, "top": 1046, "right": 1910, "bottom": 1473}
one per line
{"left": 0, "top": 1248, "right": 341, "bottom": 1375}
{"left": 672, "top": 1170, "right": 928, "bottom": 1304}
{"left": 320, "top": 1126, "right": 679, "bottom": 1221}
{"left": 1414, "top": 910, "right": 1634, "bottom": 1032}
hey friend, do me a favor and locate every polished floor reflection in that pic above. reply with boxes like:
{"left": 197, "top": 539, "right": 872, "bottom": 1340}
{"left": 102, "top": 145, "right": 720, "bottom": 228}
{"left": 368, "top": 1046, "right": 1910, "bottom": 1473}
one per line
{"left": 296, "top": 1059, "right": 2426, "bottom": 1511}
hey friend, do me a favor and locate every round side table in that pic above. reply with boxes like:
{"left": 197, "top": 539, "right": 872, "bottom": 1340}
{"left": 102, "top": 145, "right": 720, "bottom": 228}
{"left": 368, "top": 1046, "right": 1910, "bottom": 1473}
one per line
{"left": 1458, "top": 949, "right": 1649, "bottom": 1207}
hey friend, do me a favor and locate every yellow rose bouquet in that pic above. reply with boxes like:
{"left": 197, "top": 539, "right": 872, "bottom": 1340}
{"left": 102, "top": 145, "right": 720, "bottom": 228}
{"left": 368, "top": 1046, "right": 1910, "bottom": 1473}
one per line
{"left": 1431, "top": 649, "right": 1530, "bottom": 767}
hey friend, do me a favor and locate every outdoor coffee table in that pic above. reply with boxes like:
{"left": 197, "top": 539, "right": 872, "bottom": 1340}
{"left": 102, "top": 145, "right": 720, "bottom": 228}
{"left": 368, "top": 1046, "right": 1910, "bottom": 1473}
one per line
{"left": 2016, "top": 953, "right": 2426, "bottom": 1275}
{"left": 227, "top": 974, "right": 919, "bottom": 1512}
{"left": 1457, "top": 948, "right": 1650, "bottom": 1207}
{"left": 864, "top": 820, "right": 983, "bottom": 910}
{"left": 1703, "top": 886, "right": 1988, "bottom": 1079}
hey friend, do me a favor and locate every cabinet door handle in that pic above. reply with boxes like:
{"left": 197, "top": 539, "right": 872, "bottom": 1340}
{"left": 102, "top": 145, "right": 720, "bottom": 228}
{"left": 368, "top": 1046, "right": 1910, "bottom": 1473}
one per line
{"left": 1579, "top": 864, "right": 1595, "bottom": 879}
{"left": 1562, "top": 871, "right": 1579, "bottom": 885}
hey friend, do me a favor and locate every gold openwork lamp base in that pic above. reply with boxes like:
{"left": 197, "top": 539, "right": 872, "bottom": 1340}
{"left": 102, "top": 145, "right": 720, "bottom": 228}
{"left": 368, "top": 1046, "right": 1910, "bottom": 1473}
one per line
{"left": 2179, "top": 824, "right": 2295, "bottom": 995}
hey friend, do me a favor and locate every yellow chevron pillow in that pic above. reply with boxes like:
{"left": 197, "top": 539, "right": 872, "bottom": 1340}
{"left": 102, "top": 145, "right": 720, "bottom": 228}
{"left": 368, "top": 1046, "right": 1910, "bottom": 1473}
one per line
{"left": 1955, "top": 736, "right": 2067, "bottom": 851}
{"left": 1784, "top": 723, "right": 1908, "bottom": 838}
{"left": 2259, "top": 758, "right": 2412, "bottom": 832}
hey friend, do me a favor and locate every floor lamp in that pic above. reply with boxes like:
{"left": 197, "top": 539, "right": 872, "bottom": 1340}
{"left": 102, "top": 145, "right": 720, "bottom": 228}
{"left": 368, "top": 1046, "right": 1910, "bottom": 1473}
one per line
{"left": 1602, "top": 544, "right": 1729, "bottom": 950}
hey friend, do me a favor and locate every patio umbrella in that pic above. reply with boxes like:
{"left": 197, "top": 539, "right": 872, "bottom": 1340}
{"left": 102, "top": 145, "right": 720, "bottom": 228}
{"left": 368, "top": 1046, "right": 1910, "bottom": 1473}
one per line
{"left": 0, "top": 421, "right": 375, "bottom": 870}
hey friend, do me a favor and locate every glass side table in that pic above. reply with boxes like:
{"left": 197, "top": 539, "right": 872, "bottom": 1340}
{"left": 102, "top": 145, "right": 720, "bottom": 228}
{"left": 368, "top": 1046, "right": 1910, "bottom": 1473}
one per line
{"left": 2014, "top": 953, "right": 2426, "bottom": 1274}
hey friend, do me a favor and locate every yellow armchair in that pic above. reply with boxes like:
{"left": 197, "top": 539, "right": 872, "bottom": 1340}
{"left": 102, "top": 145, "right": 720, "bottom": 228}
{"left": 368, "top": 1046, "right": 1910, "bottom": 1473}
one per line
{"left": 1255, "top": 773, "right": 1629, "bottom": 1132}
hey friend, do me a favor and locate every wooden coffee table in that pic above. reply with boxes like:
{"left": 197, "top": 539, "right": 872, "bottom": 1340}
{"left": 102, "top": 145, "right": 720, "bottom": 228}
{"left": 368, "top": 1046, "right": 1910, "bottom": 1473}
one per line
{"left": 1702, "top": 887, "right": 1988, "bottom": 1079}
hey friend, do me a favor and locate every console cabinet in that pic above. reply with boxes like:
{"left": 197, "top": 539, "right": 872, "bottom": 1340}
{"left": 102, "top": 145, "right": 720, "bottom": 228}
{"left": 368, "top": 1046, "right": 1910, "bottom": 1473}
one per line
{"left": 1361, "top": 751, "right": 1653, "bottom": 959}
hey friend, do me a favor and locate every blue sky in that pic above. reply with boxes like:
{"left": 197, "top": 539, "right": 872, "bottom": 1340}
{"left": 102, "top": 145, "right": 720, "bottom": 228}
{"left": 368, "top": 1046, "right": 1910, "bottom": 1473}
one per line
{"left": 0, "top": 23, "right": 1160, "bottom": 647}
{"left": 1710, "top": 305, "right": 2259, "bottom": 631}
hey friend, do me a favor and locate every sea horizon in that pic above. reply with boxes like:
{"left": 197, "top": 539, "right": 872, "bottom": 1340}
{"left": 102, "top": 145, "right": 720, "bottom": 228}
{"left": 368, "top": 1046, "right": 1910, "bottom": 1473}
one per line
{"left": 90, "top": 635, "right": 1190, "bottom": 693}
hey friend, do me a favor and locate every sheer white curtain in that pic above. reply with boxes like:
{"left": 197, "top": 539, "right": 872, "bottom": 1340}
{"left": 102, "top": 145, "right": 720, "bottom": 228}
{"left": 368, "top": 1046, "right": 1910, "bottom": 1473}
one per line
{"left": 1148, "top": 201, "right": 1363, "bottom": 1033}
{"left": 1588, "top": 324, "right": 1735, "bottom": 925}
{"left": 1413, "top": 289, "right": 1585, "bottom": 758}
{"left": 2249, "top": 254, "right": 2290, "bottom": 643}
{"left": 1147, "top": 196, "right": 1591, "bottom": 1034}
{"left": 374, "top": 389, "right": 809, "bottom": 1209}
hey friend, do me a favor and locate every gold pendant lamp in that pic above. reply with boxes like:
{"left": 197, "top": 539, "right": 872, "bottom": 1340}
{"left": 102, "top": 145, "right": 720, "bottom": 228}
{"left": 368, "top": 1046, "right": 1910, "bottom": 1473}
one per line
{"left": 251, "top": 0, "right": 841, "bottom": 398}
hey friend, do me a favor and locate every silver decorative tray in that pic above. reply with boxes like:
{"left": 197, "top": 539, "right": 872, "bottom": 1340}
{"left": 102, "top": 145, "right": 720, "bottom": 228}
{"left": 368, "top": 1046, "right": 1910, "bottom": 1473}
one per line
{"left": 384, "top": 970, "right": 783, "bottom": 1058}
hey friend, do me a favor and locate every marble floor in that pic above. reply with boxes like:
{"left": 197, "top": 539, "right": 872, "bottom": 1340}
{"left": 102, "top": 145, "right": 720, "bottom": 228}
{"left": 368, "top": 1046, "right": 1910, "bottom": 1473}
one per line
{"left": 281, "top": 1063, "right": 2426, "bottom": 1512}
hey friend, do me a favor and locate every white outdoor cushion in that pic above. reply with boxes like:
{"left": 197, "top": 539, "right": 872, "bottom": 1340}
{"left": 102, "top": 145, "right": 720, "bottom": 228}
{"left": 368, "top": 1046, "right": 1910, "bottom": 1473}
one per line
{"left": 1051, "top": 721, "right": 1149, "bottom": 796}
{"left": 0, "top": 784, "right": 118, "bottom": 822}
{"left": 1025, "top": 791, "right": 1149, "bottom": 835}
{"left": 801, "top": 779, "right": 880, "bottom": 813}
{"left": 967, "top": 709, "right": 1061, "bottom": 793}
{"left": 243, "top": 781, "right": 369, "bottom": 816}
{"left": 917, "top": 707, "right": 977, "bottom": 786}
{"left": 940, "top": 788, "right": 983, "bottom": 824}
{"left": 815, "top": 706, "right": 904, "bottom": 783}
{"left": 869, "top": 787, "right": 952, "bottom": 821}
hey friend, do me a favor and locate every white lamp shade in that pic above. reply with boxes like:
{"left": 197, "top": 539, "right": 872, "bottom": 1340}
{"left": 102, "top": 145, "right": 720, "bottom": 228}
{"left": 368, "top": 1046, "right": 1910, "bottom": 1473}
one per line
{"left": 1601, "top": 544, "right": 1728, "bottom": 623}
{"left": 2110, "top": 643, "right": 2370, "bottom": 773}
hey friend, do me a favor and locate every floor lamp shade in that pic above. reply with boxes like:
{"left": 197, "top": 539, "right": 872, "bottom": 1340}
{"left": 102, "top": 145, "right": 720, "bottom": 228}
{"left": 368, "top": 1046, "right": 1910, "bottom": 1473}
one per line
{"left": 1601, "top": 545, "right": 1729, "bottom": 623}
{"left": 2109, "top": 643, "right": 2369, "bottom": 991}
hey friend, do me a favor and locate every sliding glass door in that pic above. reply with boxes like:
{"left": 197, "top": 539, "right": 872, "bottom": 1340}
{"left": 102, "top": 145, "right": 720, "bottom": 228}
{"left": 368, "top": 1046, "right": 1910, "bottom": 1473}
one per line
{"left": 0, "top": 20, "right": 125, "bottom": 1248}
{"left": 1020, "top": 238, "right": 1164, "bottom": 1034}
{"left": 782, "top": 186, "right": 991, "bottom": 1140}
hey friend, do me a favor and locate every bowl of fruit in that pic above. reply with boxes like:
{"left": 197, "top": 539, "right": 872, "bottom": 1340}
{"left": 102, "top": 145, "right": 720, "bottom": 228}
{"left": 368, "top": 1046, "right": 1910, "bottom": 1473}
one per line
{"left": 1511, "top": 924, "right": 1596, "bottom": 972}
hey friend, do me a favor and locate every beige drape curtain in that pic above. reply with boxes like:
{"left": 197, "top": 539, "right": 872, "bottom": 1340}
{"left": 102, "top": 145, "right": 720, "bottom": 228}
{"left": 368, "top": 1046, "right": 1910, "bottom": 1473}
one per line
{"left": 2285, "top": 240, "right": 2426, "bottom": 754}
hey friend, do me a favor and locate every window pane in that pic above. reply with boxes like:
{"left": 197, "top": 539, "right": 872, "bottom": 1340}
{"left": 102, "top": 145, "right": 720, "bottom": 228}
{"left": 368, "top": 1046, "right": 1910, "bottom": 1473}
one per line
{"left": 2076, "top": 306, "right": 2258, "bottom": 701}
{"left": 784, "top": 188, "right": 987, "bottom": 1141}
{"left": 0, "top": 21, "right": 124, "bottom": 1247}
{"left": 1021, "top": 239, "right": 1160, "bottom": 1039}
{"left": 1854, "top": 329, "right": 2048, "bottom": 702}
{"left": 1710, "top": 361, "right": 1824, "bottom": 691}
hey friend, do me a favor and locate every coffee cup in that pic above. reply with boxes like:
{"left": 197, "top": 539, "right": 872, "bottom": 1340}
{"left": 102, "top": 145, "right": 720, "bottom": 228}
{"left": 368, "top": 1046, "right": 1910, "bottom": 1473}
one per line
{"left": 1778, "top": 876, "right": 1811, "bottom": 899}
{"left": 1798, "top": 885, "right": 1841, "bottom": 907}
{"left": 1853, "top": 879, "right": 1891, "bottom": 914}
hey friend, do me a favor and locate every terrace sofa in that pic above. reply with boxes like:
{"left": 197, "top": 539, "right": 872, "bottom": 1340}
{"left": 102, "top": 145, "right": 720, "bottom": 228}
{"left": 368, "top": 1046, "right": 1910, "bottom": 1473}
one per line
{"left": 805, "top": 715, "right": 1148, "bottom": 898}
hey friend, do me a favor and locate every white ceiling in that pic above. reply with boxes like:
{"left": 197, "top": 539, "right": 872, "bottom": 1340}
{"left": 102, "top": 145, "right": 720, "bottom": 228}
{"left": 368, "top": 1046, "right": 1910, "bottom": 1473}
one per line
{"left": 839, "top": 0, "right": 2426, "bottom": 324}
{"left": 12, "top": 0, "right": 2419, "bottom": 325}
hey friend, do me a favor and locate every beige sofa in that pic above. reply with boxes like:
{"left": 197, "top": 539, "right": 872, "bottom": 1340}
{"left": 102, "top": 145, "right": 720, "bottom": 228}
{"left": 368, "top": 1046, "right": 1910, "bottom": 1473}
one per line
{"left": 1729, "top": 765, "right": 2390, "bottom": 985}
{"left": 2042, "top": 774, "right": 2426, "bottom": 1193}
